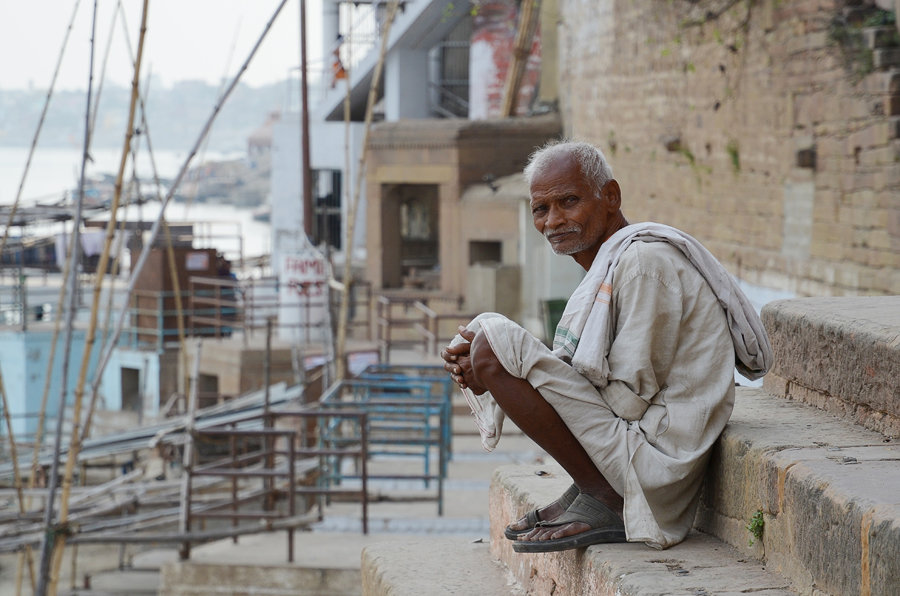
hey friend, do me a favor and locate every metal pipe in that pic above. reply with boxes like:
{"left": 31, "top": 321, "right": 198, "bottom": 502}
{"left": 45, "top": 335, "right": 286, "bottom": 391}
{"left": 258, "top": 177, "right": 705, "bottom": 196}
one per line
{"left": 300, "top": 0, "right": 313, "bottom": 238}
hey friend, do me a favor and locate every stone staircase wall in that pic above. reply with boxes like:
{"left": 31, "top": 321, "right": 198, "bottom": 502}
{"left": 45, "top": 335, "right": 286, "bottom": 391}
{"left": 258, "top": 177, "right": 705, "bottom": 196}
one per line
{"left": 363, "top": 297, "right": 900, "bottom": 595}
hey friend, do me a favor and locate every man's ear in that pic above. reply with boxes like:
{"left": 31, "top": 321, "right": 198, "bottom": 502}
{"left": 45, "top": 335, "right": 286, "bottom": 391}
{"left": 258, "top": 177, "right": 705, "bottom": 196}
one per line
{"left": 602, "top": 179, "right": 621, "bottom": 213}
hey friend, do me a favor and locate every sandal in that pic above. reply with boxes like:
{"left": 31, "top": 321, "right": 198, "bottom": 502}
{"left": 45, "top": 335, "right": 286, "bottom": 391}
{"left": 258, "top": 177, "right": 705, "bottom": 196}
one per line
{"left": 512, "top": 493, "right": 626, "bottom": 553}
{"left": 503, "top": 483, "right": 580, "bottom": 540}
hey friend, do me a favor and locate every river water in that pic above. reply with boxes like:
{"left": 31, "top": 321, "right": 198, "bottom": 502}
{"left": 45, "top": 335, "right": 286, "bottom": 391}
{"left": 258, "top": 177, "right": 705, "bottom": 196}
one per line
{"left": 0, "top": 146, "right": 271, "bottom": 259}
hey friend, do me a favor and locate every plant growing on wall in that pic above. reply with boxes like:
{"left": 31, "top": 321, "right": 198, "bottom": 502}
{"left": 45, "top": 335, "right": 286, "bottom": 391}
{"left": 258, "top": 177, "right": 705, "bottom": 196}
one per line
{"left": 726, "top": 139, "right": 740, "bottom": 173}
{"left": 747, "top": 509, "right": 764, "bottom": 546}
{"left": 827, "top": 8, "right": 898, "bottom": 81}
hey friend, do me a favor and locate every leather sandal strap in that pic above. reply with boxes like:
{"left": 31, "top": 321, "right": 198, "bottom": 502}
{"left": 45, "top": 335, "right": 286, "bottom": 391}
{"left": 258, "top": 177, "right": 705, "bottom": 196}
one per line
{"left": 557, "top": 483, "right": 580, "bottom": 510}
{"left": 523, "top": 483, "right": 579, "bottom": 525}
{"left": 536, "top": 493, "right": 624, "bottom": 531}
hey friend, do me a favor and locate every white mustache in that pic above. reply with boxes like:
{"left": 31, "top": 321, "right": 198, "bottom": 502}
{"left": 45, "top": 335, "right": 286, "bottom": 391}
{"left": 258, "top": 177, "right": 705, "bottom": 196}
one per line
{"left": 544, "top": 225, "right": 581, "bottom": 239}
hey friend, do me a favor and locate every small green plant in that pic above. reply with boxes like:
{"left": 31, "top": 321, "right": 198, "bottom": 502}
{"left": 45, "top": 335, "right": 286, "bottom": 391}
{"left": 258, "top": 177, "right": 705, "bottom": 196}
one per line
{"left": 747, "top": 509, "right": 764, "bottom": 545}
{"left": 827, "top": 14, "right": 878, "bottom": 80}
{"left": 863, "top": 8, "right": 896, "bottom": 28}
{"left": 726, "top": 139, "right": 740, "bottom": 173}
{"left": 607, "top": 130, "right": 618, "bottom": 156}
{"left": 677, "top": 146, "right": 696, "bottom": 166}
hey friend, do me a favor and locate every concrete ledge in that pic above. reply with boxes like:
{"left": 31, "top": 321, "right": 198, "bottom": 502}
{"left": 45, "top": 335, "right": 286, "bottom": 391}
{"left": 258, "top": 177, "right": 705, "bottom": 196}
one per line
{"left": 489, "top": 464, "right": 796, "bottom": 595}
{"left": 761, "top": 297, "right": 900, "bottom": 438}
{"left": 361, "top": 537, "right": 523, "bottom": 595}
{"left": 159, "top": 562, "right": 360, "bottom": 596}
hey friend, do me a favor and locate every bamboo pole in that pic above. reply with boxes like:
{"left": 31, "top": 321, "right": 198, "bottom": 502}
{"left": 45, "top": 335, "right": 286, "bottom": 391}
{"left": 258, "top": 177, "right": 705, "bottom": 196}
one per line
{"left": 46, "top": 1, "right": 150, "bottom": 590}
{"left": 88, "top": 0, "right": 123, "bottom": 142}
{"left": 500, "top": 0, "right": 541, "bottom": 117}
{"left": 335, "top": 0, "right": 401, "bottom": 381}
{"left": 80, "top": 0, "right": 125, "bottom": 368}
{"left": 179, "top": 341, "right": 202, "bottom": 560}
{"left": 35, "top": 0, "right": 99, "bottom": 591}
{"left": 88, "top": 0, "right": 291, "bottom": 410}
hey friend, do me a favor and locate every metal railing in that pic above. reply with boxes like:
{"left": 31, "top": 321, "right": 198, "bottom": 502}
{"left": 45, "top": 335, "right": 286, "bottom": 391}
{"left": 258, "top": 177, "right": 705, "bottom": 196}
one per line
{"left": 318, "top": 376, "right": 451, "bottom": 515}
{"left": 115, "top": 276, "right": 374, "bottom": 352}
{"left": 375, "top": 293, "right": 475, "bottom": 361}
{"left": 182, "top": 408, "right": 370, "bottom": 561}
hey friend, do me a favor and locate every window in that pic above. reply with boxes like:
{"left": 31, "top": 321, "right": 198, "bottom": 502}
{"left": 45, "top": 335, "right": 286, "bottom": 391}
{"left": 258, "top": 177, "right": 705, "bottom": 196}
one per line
{"left": 469, "top": 240, "right": 502, "bottom": 265}
{"left": 312, "top": 169, "right": 342, "bottom": 250}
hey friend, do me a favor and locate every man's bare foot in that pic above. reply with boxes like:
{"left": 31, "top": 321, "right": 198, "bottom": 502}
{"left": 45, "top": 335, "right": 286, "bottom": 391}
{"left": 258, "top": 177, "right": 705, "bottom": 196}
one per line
{"left": 518, "top": 492, "right": 623, "bottom": 543}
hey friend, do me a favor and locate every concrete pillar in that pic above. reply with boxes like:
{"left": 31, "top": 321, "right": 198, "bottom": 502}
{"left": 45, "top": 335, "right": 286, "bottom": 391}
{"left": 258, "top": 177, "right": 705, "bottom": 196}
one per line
{"left": 385, "top": 47, "right": 431, "bottom": 120}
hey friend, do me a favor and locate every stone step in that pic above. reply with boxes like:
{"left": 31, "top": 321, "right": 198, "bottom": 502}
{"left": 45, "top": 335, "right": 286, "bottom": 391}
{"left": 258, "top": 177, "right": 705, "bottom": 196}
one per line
{"left": 489, "top": 463, "right": 797, "bottom": 596}
{"left": 485, "top": 388, "right": 899, "bottom": 595}
{"left": 761, "top": 296, "right": 900, "bottom": 438}
{"left": 697, "top": 387, "right": 900, "bottom": 596}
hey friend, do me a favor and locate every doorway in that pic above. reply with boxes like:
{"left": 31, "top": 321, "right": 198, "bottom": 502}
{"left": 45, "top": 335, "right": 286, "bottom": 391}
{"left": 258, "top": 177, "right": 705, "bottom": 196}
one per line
{"left": 121, "top": 367, "right": 142, "bottom": 413}
{"left": 381, "top": 184, "right": 440, "bottom": 289}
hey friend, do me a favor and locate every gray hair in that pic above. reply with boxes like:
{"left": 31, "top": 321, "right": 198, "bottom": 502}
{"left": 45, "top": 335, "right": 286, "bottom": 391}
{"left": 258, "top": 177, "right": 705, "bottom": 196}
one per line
{"left": 523, "top": 140, "right": 614, "bottom": 197}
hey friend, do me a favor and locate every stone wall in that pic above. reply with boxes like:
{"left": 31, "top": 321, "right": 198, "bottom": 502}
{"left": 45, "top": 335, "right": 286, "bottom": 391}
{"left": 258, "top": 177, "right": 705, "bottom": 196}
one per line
{"left": 558, "top": 0, "right": 899, "bottom": 296}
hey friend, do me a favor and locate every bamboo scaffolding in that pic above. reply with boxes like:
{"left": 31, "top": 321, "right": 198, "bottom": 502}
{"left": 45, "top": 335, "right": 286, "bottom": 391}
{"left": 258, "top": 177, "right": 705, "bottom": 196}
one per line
{"left": 335, "top": 0, "right": 402, "bottom": 381}
{"left": 88, "top": 0, "right": 291, "bottom": 417}
{"left": 34, "top": 0, "right": 100, "bottom": 592}
{"left": 25, "top": 1, "right": 124, "bottom": 576}
{"left": 20, "top": 3, "right": 293, "bottom": 588}
{"left": 0, "top": 370, "right": 34, "bottom": 593}
{"left": 83, "top": 69, "right": 191, "bottom": 442}
{"left": 1, "top": 5, "right": 83, "bottom": 592}
{"left": 82, "top": 0, "right": 186, "bottom": 452}
{"left": 1, "top": 472, "right": 299, "bottom": 553}
{"left": 44, "top": 1, "right": 150, "bottom": 591}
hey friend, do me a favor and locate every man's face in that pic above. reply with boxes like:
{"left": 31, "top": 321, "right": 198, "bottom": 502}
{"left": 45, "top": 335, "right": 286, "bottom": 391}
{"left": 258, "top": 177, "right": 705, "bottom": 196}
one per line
{"left": 529, "top": 154, "right": 616, "bottom": 264}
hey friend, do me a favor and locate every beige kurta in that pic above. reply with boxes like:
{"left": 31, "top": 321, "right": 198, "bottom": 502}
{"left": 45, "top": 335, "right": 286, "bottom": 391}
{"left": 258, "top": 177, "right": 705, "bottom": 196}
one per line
{"left": 472, "top": 241, "right": 736, "bottom": 549}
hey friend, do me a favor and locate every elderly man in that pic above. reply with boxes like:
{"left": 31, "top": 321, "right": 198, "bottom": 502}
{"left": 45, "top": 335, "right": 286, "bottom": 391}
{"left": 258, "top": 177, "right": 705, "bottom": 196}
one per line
{"left": 442, "top": 140, "right": 771, "bottom": 552}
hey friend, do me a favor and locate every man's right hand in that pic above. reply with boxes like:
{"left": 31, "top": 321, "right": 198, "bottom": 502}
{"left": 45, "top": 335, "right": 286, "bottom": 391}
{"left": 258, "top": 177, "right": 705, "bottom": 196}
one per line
{"left": 442, "top": 327, "right": 478, "bottom": 391}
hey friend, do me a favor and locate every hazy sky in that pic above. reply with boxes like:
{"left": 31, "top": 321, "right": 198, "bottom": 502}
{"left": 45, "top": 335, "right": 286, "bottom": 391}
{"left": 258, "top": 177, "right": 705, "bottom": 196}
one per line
{"left": 0, "top": 0, "right": 324, "bottom": 91}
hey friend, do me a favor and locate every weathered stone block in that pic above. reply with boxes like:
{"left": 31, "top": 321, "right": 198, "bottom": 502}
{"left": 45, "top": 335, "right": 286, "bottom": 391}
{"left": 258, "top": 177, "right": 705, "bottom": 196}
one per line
{"left": 873, "top": 48, "right": 900, "bottom": 70}
{"left": 761, "top": 297, "right": 900, "bottom": 425}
